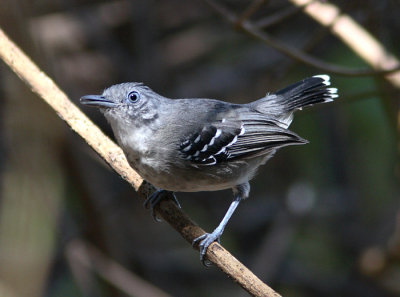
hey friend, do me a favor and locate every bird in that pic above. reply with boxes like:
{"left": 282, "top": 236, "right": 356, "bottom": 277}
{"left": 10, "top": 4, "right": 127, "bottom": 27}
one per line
{"left": 80, "top": 74, "right": 338, "bottom": 263}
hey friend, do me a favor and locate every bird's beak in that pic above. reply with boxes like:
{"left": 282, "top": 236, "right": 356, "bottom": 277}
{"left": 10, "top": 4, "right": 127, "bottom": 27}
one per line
{"left": 80, "top": 95, "right": 117, "bottom": 108}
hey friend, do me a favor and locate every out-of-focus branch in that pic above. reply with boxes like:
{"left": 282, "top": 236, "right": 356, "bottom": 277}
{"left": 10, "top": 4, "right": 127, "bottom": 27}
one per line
{"left": 204, "top": 0, "right": 400, "bottom": 77}
{"left": 358, "top": 209, "right": 400, "bottom": 294}
{"left": 289, "top": 0, "right": 400, "bottom": 214}
{"left": 0, "top": 27, "right": 280, "bottom": 297}
{"left": 254, "top": 5, "right": 304, "bottom": 29}
{"left": 236, "top": 0, "right": 267, "bottom": 25}
{"left": 290, "top": 0, "right": 400, "bottom": 87}
{"left": 66, "top": 239, "right": 173, "bottom": 297}
{"left": 290, "top": 2, "right": 400, "bottom": 293}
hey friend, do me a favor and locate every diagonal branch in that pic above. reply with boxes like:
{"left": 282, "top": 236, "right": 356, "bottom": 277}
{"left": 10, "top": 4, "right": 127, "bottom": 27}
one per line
{"left": 0, "top": 27, "right": 280, "bottom": 297}
{"left": 65, "top": 239, "right": 174, "bottom": 297}
{"left": 289, "top": 0, "right": 400, "bottom": 87}
{"left": 204, "top": 0, "right": 400, "bottom": 77}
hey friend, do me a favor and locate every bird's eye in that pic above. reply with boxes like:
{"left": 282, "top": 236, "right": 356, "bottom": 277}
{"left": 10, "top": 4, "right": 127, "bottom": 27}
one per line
{"left": 127, "top": 91, "right": 140, "bottom": 103}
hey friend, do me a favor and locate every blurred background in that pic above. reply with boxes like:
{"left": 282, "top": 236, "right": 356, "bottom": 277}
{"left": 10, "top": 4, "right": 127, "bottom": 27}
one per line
{"left": 0, "top": 0, "right": 399, "bottom": 296}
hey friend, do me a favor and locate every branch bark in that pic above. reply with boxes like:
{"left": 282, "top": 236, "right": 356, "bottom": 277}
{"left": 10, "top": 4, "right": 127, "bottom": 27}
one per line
{"left": 204, "top": 0, "right": 400, "bottom": 77}
{"left": 0, "top": 27, "right": 280, "bottom": 297}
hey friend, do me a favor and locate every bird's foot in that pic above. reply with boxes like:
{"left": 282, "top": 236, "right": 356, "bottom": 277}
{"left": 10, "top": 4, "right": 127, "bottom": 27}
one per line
{"left": 143, "top": 190, "right": 181, "bottom": 222}
{"left": 192, "top": 230, "right": 222, "bottom": 266}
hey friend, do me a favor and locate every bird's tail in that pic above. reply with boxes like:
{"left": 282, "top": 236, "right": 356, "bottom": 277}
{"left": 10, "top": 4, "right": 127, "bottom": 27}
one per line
{"left": 253, "top": 75, "right": 338, "bottom": 116}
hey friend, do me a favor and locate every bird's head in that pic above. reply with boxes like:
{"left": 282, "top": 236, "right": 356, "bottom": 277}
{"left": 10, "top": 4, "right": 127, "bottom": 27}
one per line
{"left": 80, "top": 82, "right": 161, "bottom": 125}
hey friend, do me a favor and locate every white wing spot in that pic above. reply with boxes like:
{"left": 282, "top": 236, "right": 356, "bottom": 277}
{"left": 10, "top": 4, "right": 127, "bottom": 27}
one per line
{"left": 209, "top": 137, "right": 215, "bottom": 146}
{"left": 205, "top": 156, "right": 217, "bottom": 165}
{"left": 239, "top": 125, "right": 245, "bottom": 136}
{"left": 228, "top": 135, "right": 238, "bottom": 147}
{"left": 194, "top": 134, "right": 201, "bottom": 143}
{"left": 201, "top": 144, "right": 208, "bottom": 152}
{"left": 215, "top": 134, "right": 238, "bottom": 156}
{"left": 208, "top": 128, "right": 222, "bottom": 147}
{"left": 216, "top": 146, "right": 226, "bottom": 155}
{"left": 182, "top": 145, "right": 191, "bottom": 152}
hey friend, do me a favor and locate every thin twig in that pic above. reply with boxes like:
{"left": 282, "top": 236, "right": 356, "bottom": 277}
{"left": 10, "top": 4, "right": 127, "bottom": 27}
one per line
{"left": 254, "top": 5, "right": 304, "bottom": 28}
{"left": 236, "top": 0, "right": 268, "bottom": 26}
{"left": 289, "top": 0, "right": 400, "bottom": 86}
{"left": 204, "top": 0, "right": 400, "bottom": 77}
{"left": 0, "top": 27, "right": 280, "bottom": 297}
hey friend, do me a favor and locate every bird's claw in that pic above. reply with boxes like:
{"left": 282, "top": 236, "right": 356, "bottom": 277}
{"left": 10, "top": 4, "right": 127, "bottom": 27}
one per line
{"left": 143, "top": 190, "right": 181, "bottom": 222}
{"left": 192, "top": 232, "right": 221, "bottom": 266}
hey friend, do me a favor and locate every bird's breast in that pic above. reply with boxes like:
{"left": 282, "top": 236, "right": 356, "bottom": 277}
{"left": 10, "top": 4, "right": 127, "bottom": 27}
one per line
{"left": 116, "top": 124, "right": 172, "bottom": 178}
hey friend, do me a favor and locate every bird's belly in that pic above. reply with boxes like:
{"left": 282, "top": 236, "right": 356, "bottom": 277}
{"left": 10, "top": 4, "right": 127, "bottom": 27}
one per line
{"left": 132, "top": 156, "right": 263, "bottom": 193}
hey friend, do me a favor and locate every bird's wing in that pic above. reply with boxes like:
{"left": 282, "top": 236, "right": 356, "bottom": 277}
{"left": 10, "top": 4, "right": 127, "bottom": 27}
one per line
{"left": 179, "top": 114, "right": 306, "bottom": 166}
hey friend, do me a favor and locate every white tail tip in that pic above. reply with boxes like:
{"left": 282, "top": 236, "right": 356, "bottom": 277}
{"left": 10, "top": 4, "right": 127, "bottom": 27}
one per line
{"left": 313, "top": 74, "right": 331, "bottom": 86}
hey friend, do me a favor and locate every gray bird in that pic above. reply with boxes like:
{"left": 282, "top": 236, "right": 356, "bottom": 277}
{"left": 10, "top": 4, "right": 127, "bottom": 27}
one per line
{"left": 80, "top": 74, "right": 338, "bottom": 263}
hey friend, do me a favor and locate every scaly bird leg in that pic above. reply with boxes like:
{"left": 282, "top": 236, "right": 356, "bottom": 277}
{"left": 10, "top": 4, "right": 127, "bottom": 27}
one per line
{"left": 193, "top": 182, "right": 250, "bottom": 265}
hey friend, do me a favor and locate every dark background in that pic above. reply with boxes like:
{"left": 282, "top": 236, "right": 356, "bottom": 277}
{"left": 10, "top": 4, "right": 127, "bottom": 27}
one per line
{"left": 0, "top": 1, "right": 399, "bottom": 296}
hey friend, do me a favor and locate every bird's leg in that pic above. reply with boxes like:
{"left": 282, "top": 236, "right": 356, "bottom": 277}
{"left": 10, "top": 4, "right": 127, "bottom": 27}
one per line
{"left": 193, "top": 197, "right": 241, "bottom": 265}
{"left": 143, "top": 189, "right": 181, "bottom": 222}
{"left": 193, "top": 182, "right": 250, "bottom": 265}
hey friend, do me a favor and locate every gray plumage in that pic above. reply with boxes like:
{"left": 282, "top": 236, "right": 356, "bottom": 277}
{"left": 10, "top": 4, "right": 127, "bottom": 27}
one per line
{"left": 80, "top": 74, "right": 338, "bottom": 263}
